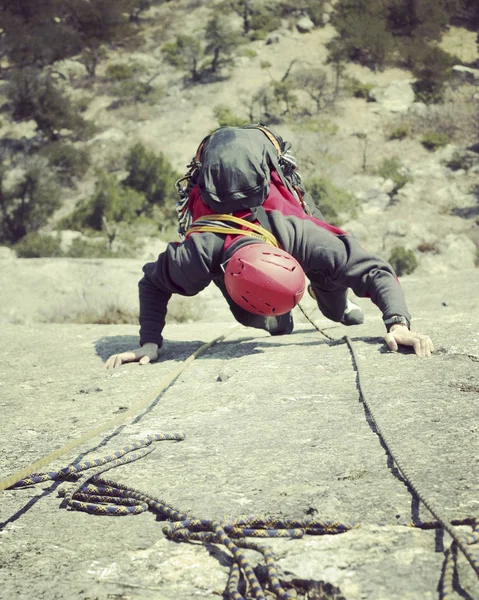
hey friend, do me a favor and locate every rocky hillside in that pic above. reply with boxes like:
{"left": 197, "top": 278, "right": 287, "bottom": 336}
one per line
{"left": 1, "top": 0, "right": 478, "bottom": 278}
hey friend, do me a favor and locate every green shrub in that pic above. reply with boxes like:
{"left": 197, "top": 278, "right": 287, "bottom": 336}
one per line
{"left": 62, "top": 171, "right": 145, "bottom": 232}
{"left": 0, "top": 160, "right": 62, "bottom": 244}
{"left": 345, "top": 77, "right": 374, "bottom": 99}
{"left": 124, "top": 143, "right": 180, "bottom": 225}
{"left": 162, "top": 35, "right": 203, "bottom": 82}
{"left": 40, "top": 142, "right": 91, "bottom": 186}
{"left": 241, "top": 48, "right": 257, "bottom": 58}
{"left": 375, "top": 156, "right": 410, "bottom": 192}
{"left": 213, "top": 105, "right": 249, "bottom": 127}
{"left": 407, "top": 43, "right": 455, "bottom": 104}
{"left": 260, "top": 60, "right": 272, "bottom": 69}
{"left": 388, "top": 125, "right": 409, "bottom": 140}
{"left": 6, "top": 68, "right": 89, "bottom": 141}
{"left": 63, "top": 236, "right": 114, "bottom": 258}
{"left": 388, "top": 246, "right": 418, "bottom": 276}
{"left": 420, "top": 131, "right": 450, "bottom": 151}
{"left": 294, "top": 118, "right": 339, "bottom": 136}
{"left": 105, "top": 63, "right": 134, "bottom": 81}
{"left": 14, "top": 232, "right": 63, "bottom": 258}
{"left": 305, "top": 176, "right": 357, "bottom": 226}
{"left": 249, "top": 11, "right": 281, "bottom": 37}
{"left": 112, "top": 80, "right": 164, "bottom": 106}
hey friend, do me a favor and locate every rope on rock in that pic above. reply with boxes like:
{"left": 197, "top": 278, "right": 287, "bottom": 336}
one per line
{"left": 297, "top": 301, "right": 479, "bottom": 595}
{"left": 9, "top": 434, "right": 356, "bottom": 600}
{"left": 4, "top": 308, "right": 478, "bottom": 598}
{"left": 0, "top": 324, "right": 241, "bottom": 492}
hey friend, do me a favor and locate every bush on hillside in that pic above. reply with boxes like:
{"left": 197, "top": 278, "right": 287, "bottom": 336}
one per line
{"left": 305, "top": 176, "right": 357, "bottom": 226}
{"left": 387, "top": 125, "right": 409, "bottom": 140}
{"left": 420, "top": 131, "right": 450, "bottom": 150}
{"left": 105, "top": 63, "right": 134, "bottom": 81}
{"left": 63, "top": 236, "right": 116, "bottom": 258}
{"left": 213, "top": 105, "right": 250, "bottom": 127}
{"left": 291, "top": 67, "right": 337, "bottom": 113}
{"left": 388, "top": 246, "right": 418, "bottom": 276}
{"left": 0, "top": 160, "right": 62, "bottom": 244}
{"left": 406, "top": 43, "right": 456, "bottom": 104}
{"left": 5, "top": 68, "right": 92, "bottom": 141}
{"left": 328, "top": 0, "right": 395, "bottom": 71}
{"left": 40, "top": 142, "right": 91, "bottom": 186}
{"left": 204, "top": 15, "right": 242, "bottom": 74}
{"left": 375, "top": 156, "right": 411, "bottom": 192}
{"left": 124, "top": 143, "right": 180, "bottom": 224}
{"left": 61, "top": 171, "right": 145, "bottom": 233}
{"left": 162, "top": 35, "right": 203, "bottom": 82}
{"left": 14, "top": 232, "right": 63, "bottom": 258}
{"left": 344, "top": 77, "right": 375, "bottom": 99}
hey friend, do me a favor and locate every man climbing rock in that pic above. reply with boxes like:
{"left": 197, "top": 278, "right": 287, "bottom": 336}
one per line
{"left": 105, "top": 125, "right": 433, "bottom": 368}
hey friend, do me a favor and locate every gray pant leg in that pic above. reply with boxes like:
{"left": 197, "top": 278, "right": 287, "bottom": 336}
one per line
{"left": 213, "top": 276, "right": 294, "bottom": 335}
{"left": 309, "top": 281, "right": 348, "bottom": 323}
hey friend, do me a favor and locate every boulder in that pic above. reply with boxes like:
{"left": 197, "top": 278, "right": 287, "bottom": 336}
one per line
{"left": 408, "top": 102, "right": 428, "bottom": 118}
{"left": 452, "top": 65, "right": 479, "bottom": 84}
{"left": 321, "top": 12, "right": 331, "bottom": 25}
{"left": 87, "top": 128, "right": 127, "bottom": 148}
{"left": 418, "top": 234, "right": 477, "bottom": 274}
{"left": 53, "top": 59, "right": 87, "bottom": 81}
{"left": 296, "top": 17, "right": 315, "bottom": 33}
{"left": 265, "top": 33, "right": 282, "bottom": 45}
{"left": 369, "top": 81, "right": 416, "bottom": 113}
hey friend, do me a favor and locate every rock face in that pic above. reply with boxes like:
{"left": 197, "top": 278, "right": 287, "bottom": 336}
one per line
{"left": 452, "top": 64, "right": 479, "bottom": 83}
{"left": 369, "top": 80, "right": 416, "bottom": 112}
{"left": 1, "top": 269, "right": 479, "bottom": 600}
{"left": 296, "top": 16, "right": 315, "bottom": 33}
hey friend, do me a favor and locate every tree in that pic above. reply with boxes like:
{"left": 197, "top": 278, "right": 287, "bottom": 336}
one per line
{"left": 291, "top": 67, "right": 337, "bottom": 113}
{"left": 123, "top": 143, "right": 180, "bottom": 222}
{"left": 0, "top": 0, "right": 81, "bottom": 68}
{"left": 62, "top": 171, "right": 145, "bottom": 246}
{"left": 204, "top": 15, "right": 241, "bottom": 74}
{"left": 0, "top": 159, "right": 62, "bottom": 244}
{"left": 221, "top": 0, "right": 255, "bottom": 35}
{"left": 161, "top": 35, "right": 203, "bottom": 82}
{"left": 5, "top": 68, "right": 90, "bottom": 140}
{"left": 387, "top": 0, "right": 453, "bottom": 40}
{"left": 0, "top": 0, "right": 141, "bottom": 72}
{"left": 328, "top": 0, "right": 395, "bottom": 70}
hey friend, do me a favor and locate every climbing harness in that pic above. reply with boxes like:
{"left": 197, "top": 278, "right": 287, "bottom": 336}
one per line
{"left": 3, "top": 312, "right": 479, "bottom": 599}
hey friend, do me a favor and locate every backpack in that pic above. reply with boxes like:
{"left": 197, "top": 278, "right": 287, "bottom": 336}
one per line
{"left": 175, "top": 124, "right": 315, "bottom": 239}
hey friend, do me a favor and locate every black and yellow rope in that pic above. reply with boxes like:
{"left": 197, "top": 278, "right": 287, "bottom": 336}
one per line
{"left": 4, "top": 309, "right": 479, "bottom": 598}
{"left": 10, "top": 431, "right": 478, "bottom": 600}
{"left": 186, "top": 214, "right": 280, "bottom": 248}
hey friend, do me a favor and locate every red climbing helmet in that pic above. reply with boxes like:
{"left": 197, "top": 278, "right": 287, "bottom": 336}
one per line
{"left": 224, "top": 243, "right": 305, "bottom": 316}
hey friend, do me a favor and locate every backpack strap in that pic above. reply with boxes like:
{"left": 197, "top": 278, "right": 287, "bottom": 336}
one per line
{"left": 251, "top": 124, "right": 282, "bottom": 156}
{"left": 185, "top": 214, "right": 280, "bottom": 248}
{"left": 194, "top": 133, "right": 211, "bottom": 164}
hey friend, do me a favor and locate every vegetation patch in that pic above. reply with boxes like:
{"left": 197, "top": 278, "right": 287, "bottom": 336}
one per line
{"left": 374, "top": 156, "right": 411, "bottom": 193}
{"left": 305, "top": 176, "right": 357, "bottom": 226}
{"left": 420, "top": 132, "right": 450, "bottom": 151}
{"left": 388, "top": 246, "right": 418, "bottom": 276}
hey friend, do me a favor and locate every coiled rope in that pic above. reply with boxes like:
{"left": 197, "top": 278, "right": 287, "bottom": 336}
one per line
{"left": 4, "top": 309, "right": 478, "bottom": 598}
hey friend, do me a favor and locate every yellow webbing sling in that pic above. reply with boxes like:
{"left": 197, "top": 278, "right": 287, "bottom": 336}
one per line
{"left": 185, "top": 214, "right": 280, "bottom": 248}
